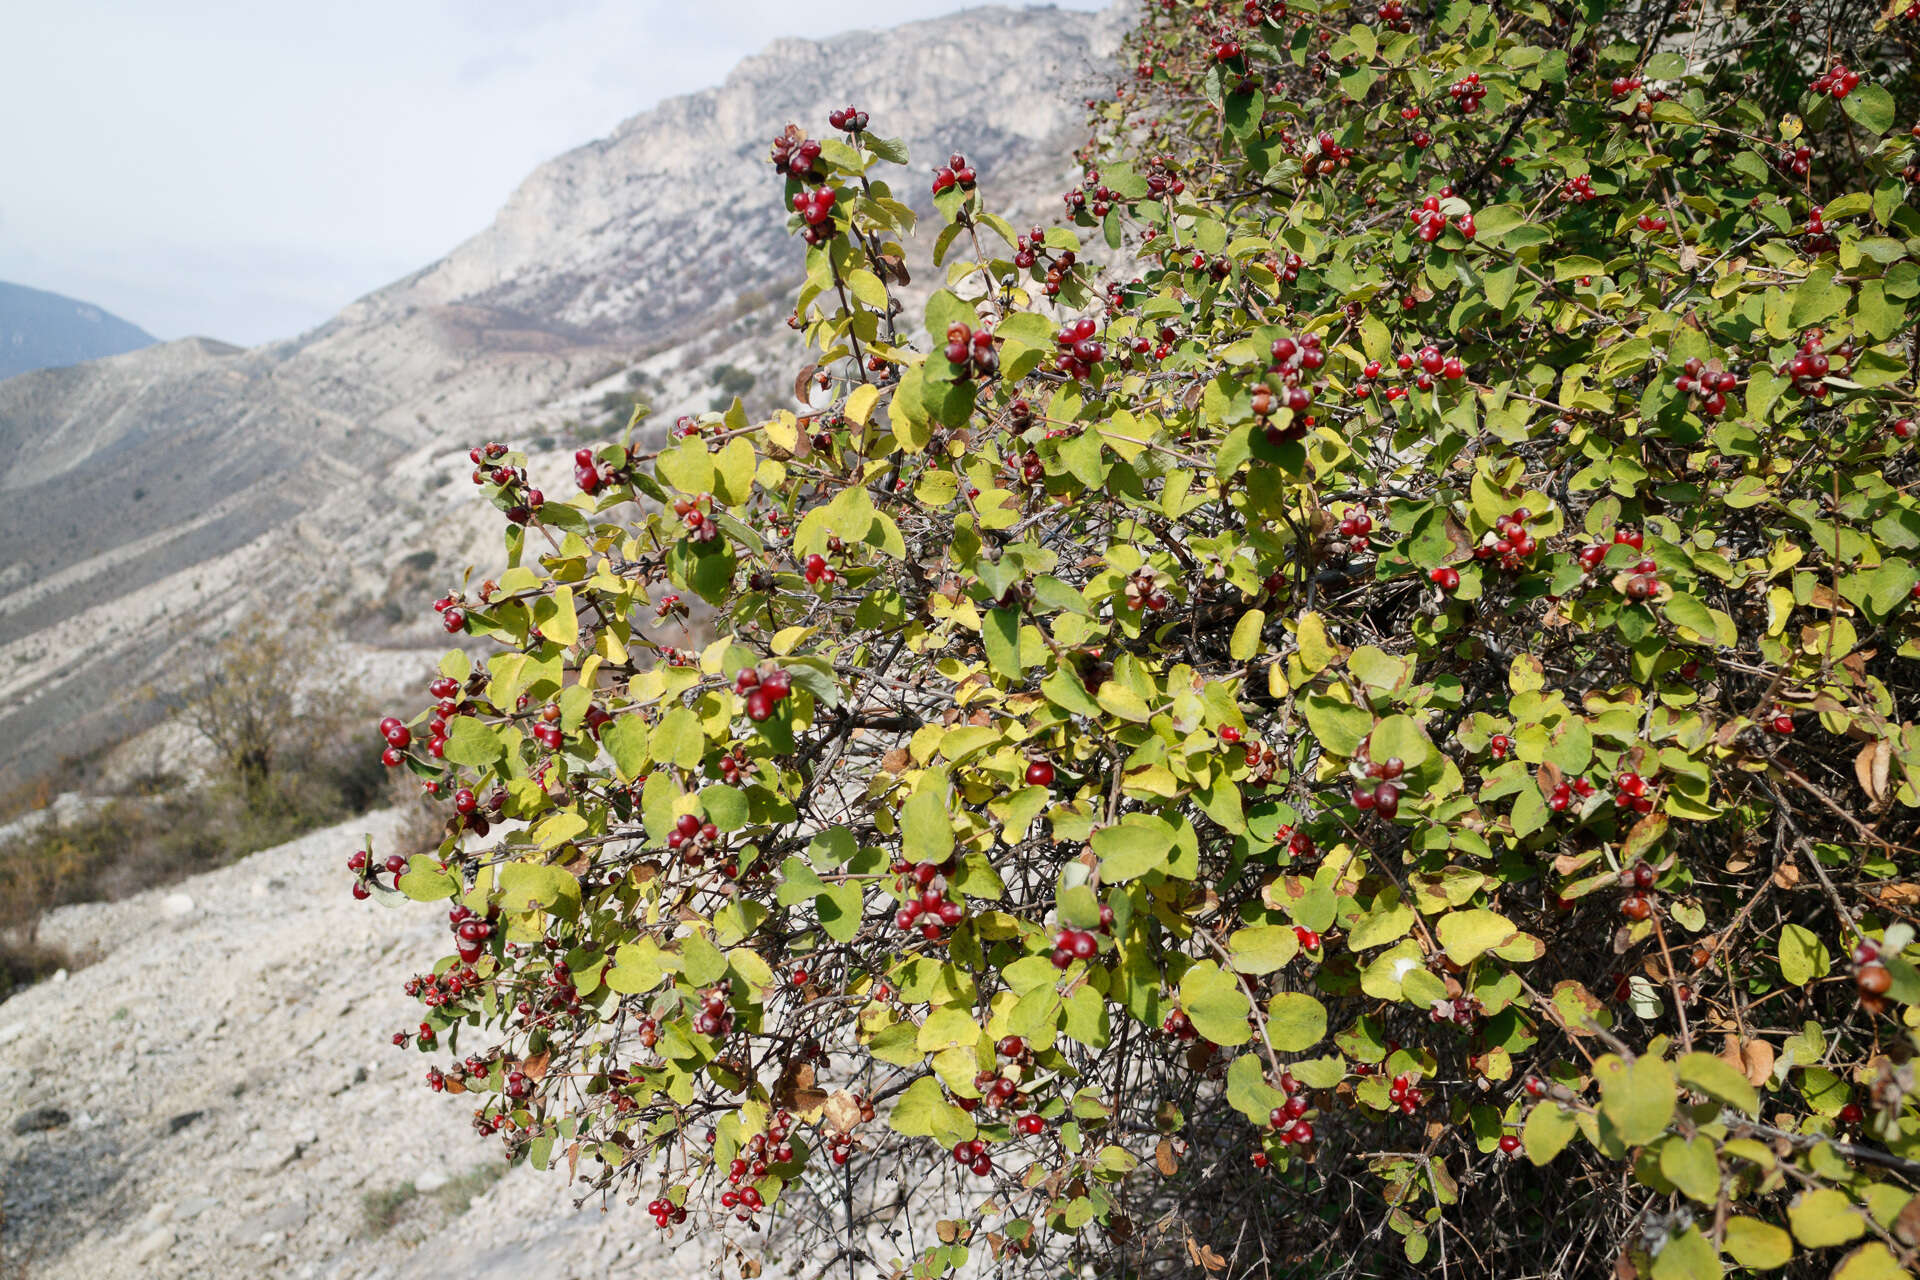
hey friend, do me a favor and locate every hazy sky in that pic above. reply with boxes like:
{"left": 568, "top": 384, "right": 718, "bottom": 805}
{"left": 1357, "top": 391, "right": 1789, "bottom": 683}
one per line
{"left": 0, "top": 1, "right": 1107, "bottom": 348}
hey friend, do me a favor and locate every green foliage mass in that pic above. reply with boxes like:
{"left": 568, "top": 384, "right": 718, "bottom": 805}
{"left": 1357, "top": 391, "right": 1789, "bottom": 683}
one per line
{"left": 365, "top": 2, "right": 1920, "bottom": 1274}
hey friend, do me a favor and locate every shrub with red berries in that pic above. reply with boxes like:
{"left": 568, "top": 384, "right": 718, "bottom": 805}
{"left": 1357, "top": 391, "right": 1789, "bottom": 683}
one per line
{"left": 358, "top": 7, "right": 1920, "bottom": 1278}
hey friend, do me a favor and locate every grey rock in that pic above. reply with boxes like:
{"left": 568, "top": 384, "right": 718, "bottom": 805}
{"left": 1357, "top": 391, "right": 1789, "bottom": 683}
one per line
{"left": 129, "top": 1227, "right": 174, "bottom": 1263}
{"left": 12, "top": 1105, "right": 71, "bottom": 1134}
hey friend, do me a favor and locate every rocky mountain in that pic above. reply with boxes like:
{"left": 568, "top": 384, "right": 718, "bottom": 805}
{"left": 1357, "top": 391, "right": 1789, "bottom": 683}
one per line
{"left": 0, "top": 282, "right": 156, "bottom": 381}
{"left": 0, "top": 3, "right": 1125, "bottom": 797}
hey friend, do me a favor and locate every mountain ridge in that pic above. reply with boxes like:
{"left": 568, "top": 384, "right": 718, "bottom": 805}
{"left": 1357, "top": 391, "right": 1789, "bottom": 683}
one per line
{"left": 0, "top": 3, "right": 1124, "bottom": 795}
{"left": 0, "top": 281, "right": 157, "bottom": 381}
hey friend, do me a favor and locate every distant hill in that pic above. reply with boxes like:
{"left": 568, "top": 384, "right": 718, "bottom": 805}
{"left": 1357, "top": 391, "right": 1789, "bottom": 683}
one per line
{"left": 0, "top": 281, "right": 156, "bottom": 380}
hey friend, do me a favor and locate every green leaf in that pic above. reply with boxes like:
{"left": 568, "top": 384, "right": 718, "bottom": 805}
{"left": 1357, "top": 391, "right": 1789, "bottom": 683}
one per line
{"left": 889, "top": 1075, "right": 975, "bottom": 1145}
{"left": 1788, "top": 1187, "right": 1866, "bottom": 1248}
{"left": 1722, "top": 1217, "right": 1792, "bottom": 1270}
{"left": 1230, "top": 608, "right": 1265, "bottom": 662}
{"left": 441, "top": 716, "right": 504, "bottom": 767}
{"left": 1833, "top": 1243, "right": 1910, "bottom": 1280}
{"left": 902, "top": 783, "right": 956, "bottom": 864}
{"left": 1301, "top": 694, "right": 1371, "bottom": 756}
{"left": 604, "top": 936, "right": 676, "bottom": 994}
{"left": 983, "top": 608, "right": 1024, "bottom": 679}
{"left": 1650, "top": 1227, "right": 1720, "bottom": 1280}
{"left": 1229, "top": 925, "right": 1300, "bottom": 974}
{"left": 1179, "top": 960, "right": 1251, "bottom": 1046}
{"left": 1596, "top": 1054, "right": 1676, "bottom": 1147}
{"left": 1842, "top": 83, "right": 1896, "bottom": 136}
{"left": 1676, "top": 1052, "right": 1758, "bottom": 1115}
{"left": 1436, "top": 909, "right": 1520, "bottom": 965}
{"left": 818, "top": 882, "right": 863, "bottom": 943}
{"left": 1093, "top": 813, "right": 1175, "bottom": 881}
{"left": 1777, "top": 923, "right": 1830, "bottom": 986}
{"left": 651, "top": 707, "right": 706, "bottom": 771}
{"left": 1657, "top": 1135, "right": 1721, "bottom": 1204}
{"left": 1264, "top": 991, "right": 1327, "bottom": 1052}
{"left": 1523, "top": 1102, "right": 1577, "bottom": 1165}
{"left": 1225, "top": 1053, "right": 1285, "bottom": 1124}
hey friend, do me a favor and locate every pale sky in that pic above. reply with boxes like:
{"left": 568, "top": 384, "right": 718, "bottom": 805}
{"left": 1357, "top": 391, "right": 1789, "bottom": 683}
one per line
{"left": 0, "top": 1, "right": 1106, "bottom": 348}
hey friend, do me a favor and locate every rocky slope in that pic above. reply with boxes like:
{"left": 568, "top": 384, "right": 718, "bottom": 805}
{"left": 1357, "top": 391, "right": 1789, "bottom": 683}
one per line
{"left": 0, "top": 809, "right": 736, "bottom": 1279}
{"left": 0, "top": 282, "right": 155, "bottom": 381}
{"left": 0, "top": 2, "right": 1126, "bottom": 797}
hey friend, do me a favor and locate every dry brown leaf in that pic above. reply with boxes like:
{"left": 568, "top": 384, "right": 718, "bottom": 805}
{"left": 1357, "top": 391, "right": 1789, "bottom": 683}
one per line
{"left": 824, "top": 1089, "right": 864, "bottom": 1134}
{"left": 936, "top": 1220, "right": 960, "bottom": 1244}
{"left": 1857, "top": 739, "right": 1893, "bottom": 808}
{"left": 522, "top": 1049, "right": 552, "bottom": 1081}
{"left": 1878, "top": 884, "right": 1920, "bottom": 907}
{"left": 1895, "top": 1191, "right": 1920, "bottom": 1245}
{"left": 772, "top": 1060, "right": 828, "bottom": 1117}
{"left": 1772, "top": 863, "right": 1801, "bottom": 889}
{"left": 1720, "top": 1034, "right": 1775, "bottom": 1088}
{"left": 880, "top": 747, "right": 911, "bottom": 775}
{"left": 1156, "top": 1138, "right": 1179, "bottom": 1176}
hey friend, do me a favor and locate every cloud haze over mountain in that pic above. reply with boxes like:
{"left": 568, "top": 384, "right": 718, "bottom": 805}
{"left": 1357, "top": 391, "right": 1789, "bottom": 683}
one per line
{"left": 0, "top": 0, "right": 1104, "bottom": 348}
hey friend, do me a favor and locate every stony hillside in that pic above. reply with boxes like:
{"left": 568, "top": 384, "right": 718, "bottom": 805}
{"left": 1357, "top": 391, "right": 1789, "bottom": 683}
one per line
{"left": 0, "top": 810, "right": 747, "bottom": 1279}
{"left": 0, "top": 2, "right": 1125, "bottom": 797}
{"left": 0, "top": 282, "right": 155, "bottom": 382}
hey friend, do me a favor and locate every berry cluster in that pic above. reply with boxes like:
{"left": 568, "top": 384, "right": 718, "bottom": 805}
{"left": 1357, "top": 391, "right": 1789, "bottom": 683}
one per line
{"left": 353, "top": 852, "right": 412, "bottom": 901}
{"left": 1049, "top": 917, "right": 1110, "bottom": 969}
{"left": 1386, "top": 1071, "right": 1428, "bottom": 1115}
{"left": 1161, "top": 1008, "right": 1199, "bottom": 1040}
{"left": 1301, "top": 130, "right": 1354, "bottom": 181}
{"left": 468, "top": 444, "right": 543, "bottom": 525}
{"left": 768, "top": 132, "right": 821, "bottom": 178}
{"left": 943, "top": 322, "right": 998, "bottom": 378}
{"left": 573, "top": 445, "right": 632, "bottom": 495}
{"left": 1334, "top": 506, "right": 1374, "bottom": 556}
{"left": 891, "top": 858, "right": 968, "bottom": 939}
{"left": 1780, "top": 331, "right": 1839, "bottom": 399}
{"left": 792, "top": 187, "right": 836, "bottom": 236}
{"left": 950, "top": 1136, "right": 995, "bottom": 1177}
{"left": 1265, "top": 1076, "right": 1315, "bottom": 1145}
{"left": 1811, "top": 63, "right": 1862, "bottom": 99}
{"left": 802, "top": 552, "right": 836, "bottom": 586}
{"left": 1053, "top": 317, "right": 1106, "bottom": 380}
{"left": 1577, "top": 525, "right": 1643, "bottom": 575}
{"left": 448, "top": 903, "right": 495, "bottom": 965}
{"left": 666, "top": 812, "right": 724, "bottom": 867}
{"left": 1608, "top": 75, "right": 1643, "bottom": 98}
{"left": 1349, "top": 741, "right": 1408, "bottom": 819}
{"left": 672, "top": 493, "right": 719, "bottom": 542}
{"left": 691, "top": 985, "right": 734, "bottom": 1038}
{"left": 931, "top": 152, "right": 977, "bottom": 195}
{"left": 1429, "top": 566, "right": 1462, "bottom": 591}
{"left": 1429, "top": 993, "right": 1483, "bottom": 1026}
{"left": 1673, "top": 357, "right": 1737, "bottom": 416}
{"left": 1475, "top": 506, "right": 1537, "bottom": 571}
{"left": 1447, "top": 72, "right": 1486, "bottom": 113}
{"left": 1635, "top": 211, "right": 1669, "bottom": 233}
{"left": 432, "top": 594, "right": 468, "bottom": 634}
{"left": 1271, "top": 823, "right": 1319, "bottom": 863}
{"left": 1405, "top": 342, "right": 1466, "bottom": 390}
{"left": 1374, "top": 0, "right": 1410, "bottom": 31}
{"left": 645, "top": 1196, "right": 689, "bottom": 1229}
{"left": 1562, "top": 173, "right": 1599, "bottom": 204}
{"left": 734, "top": 665, "right": 794, "bottom": 722}
{"left": 826, "top": 105, "right": 868, "bottom": 133}
{"left": 529, "top": 700, "right": 567, "bottom": 752}
{"left": 1208, "top": 35, "right": 1243, "bottom": 63}
{"left": 1613, "top": 768, "right": 1656, "bottom": 816}
{"left": 1547, "top": 775, "right": 1598, "bottom": 812}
